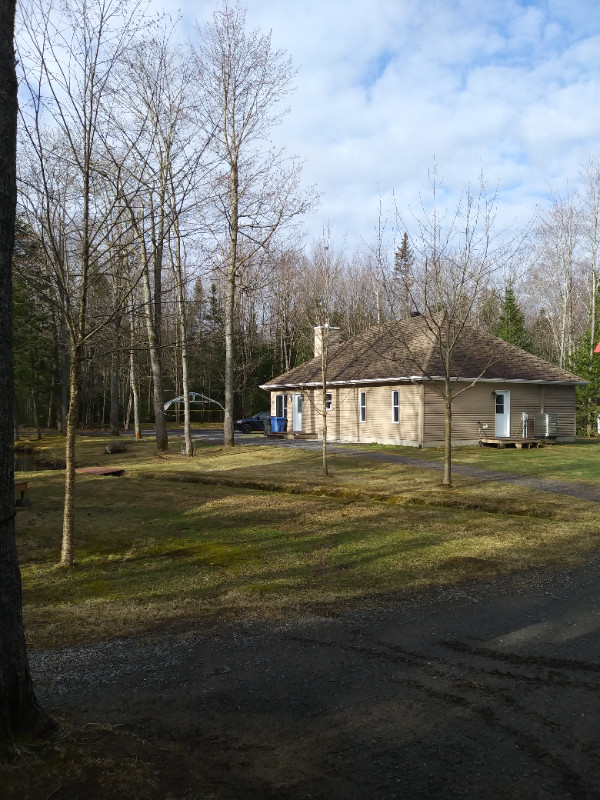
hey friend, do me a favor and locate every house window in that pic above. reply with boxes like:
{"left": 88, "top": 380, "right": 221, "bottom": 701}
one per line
{"left": 325, "top": 392, "right": 333, "bottom": 411}
{"left": 359, "top": 391, "right": 366, "bottom": 422}
{"left": 275, "top": 394, "right": 287, "bottom": 418}
{"left": 392, "top": 390, "right": 399, "bottom": 423}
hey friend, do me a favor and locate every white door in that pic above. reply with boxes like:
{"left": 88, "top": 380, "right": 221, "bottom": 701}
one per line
{"left": 495, "top": 390, "right": 510, "bottom": 437}
{"left": 292, "top": 394, "right": 303, "bottom": 432}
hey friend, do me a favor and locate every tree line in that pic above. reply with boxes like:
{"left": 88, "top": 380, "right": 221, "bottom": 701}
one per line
{"left": 12, "top": 0, "right": 600, "bottom": 562}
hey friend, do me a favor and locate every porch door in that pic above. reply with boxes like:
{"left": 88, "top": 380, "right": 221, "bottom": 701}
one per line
{"left": 495, "top": 390, "right": 510, "bottom": 438}
{"left": 292, "top": 393, "right": 303, "bottom": 432}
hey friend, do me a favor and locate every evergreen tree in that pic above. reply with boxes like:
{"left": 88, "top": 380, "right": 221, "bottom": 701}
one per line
{"left": 495, "top": 285, "right": 532, "bottom": 351}
{"left": 394, "top": 232, "right": 414, "bottom": 317}
{"left": 569, "top": 310, "right": 600, "bottom": 436}
{"left": 474, "top": 286, "right": 501, "bottom": 332}
{"left": 12, "top": 275, "right": 54, "bottom": 432}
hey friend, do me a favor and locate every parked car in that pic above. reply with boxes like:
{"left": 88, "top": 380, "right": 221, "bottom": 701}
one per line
{"left": 234, "top": 411, "right": 271, "bottom": 434}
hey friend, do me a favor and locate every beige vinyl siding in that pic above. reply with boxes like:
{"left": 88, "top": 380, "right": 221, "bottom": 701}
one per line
{"left": 542, "top": 385, "right": 576, "bottom": 440}
{"left": 295, "top": 387, "right": 353, "bottom": 440}
{"left": 423, "top": 381, "right": 576, "bottom": 445}
{"left": 273, "top": 381, "right": 577, "bottom": 445}
{"left": 343, "top": 384, "right": 420, "bottom": 445}
{"left": 423, "top": 383, "right": 481, "bottom": 445}
{"left": 274, "top": 385, "right": 422, "bottom": 444}
{"left": 507, "top": 384, "right": 543, "bottom": 437}
{"left": 424, "top": 382, "right": 544, "bottom": 444}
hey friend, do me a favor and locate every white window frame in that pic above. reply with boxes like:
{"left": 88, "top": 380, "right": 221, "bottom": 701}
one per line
{"left": 359, "top": 391, "right": 366, "bottom": 422}
{"left": 275, "top": 394, "right": 287, "bottom": 418}
{"left": 325, "top": 392, "right": 333, "bottom": 412}
{"left": 392, "top": 390, "right": 399, "bottom": 423}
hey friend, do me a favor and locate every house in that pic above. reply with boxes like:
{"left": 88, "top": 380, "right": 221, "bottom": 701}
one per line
{"left": 259, "top": 315, "right": 587, "bottom": 447}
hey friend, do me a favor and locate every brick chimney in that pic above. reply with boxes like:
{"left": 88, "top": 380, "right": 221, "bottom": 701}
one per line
{"left": 314, "top": 325, "right": 341, "bottom": 358}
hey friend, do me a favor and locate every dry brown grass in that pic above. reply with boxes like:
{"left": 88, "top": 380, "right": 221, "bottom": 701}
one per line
{"left": 7, "top": 437, "right": 600, "bottom": 799}
{"left": 14, "top": 438, "right": 600, "bottom": 651}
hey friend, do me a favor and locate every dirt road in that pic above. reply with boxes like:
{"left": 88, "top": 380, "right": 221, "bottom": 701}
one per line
{"left": 29, "top": 552, "right": 600, "bottom": 800}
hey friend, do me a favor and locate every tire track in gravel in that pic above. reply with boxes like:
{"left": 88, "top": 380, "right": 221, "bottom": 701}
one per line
{"left": 281, "top": 629, "right": 600, "bottom": 799}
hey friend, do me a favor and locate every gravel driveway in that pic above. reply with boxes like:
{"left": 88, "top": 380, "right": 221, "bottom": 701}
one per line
{"left": 30, "top": 552, "right": 600, "bottom": 799}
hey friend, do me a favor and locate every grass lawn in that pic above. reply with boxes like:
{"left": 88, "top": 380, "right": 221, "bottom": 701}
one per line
{"left": 345, "top": 439, "right": 600, "bottom": 484}
{"left": 14, "top": 436, "right": 600, "bottom": 650}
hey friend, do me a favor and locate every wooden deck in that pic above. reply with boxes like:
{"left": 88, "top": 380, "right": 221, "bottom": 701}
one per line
{"left": 480, "top": 438, "right": 543, "bottom": 449}
{"left": 75, "top": 466, "right": 126, "bottom": 476}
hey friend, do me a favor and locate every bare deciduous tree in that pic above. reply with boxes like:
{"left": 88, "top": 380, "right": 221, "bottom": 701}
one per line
{"left": 534, "top": 191, "right": 582, "bottom": 368}
{"left": 581, "top": 156, "right": 600, "bottom": 356}
{"left": 17, "top": 0, "right": 146, "bottom": 565}
{"left": 390, "top": 169, "right": 518, "bottom": 485}
{"left": 193, "top": 1, "right": 316, "bottom": 446}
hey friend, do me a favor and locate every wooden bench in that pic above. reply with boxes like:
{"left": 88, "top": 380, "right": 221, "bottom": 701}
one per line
{"left": 14, "top": 480, "right": 29, "bottom": 507}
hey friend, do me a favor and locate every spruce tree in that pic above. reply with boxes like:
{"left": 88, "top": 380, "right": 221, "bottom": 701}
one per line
{"left": 495, "top": 285, "right": 532, "bottom": 351}
{"left": 569, "top": 307, "right": 600, "bottom": 437}
{"left": 394, "top": 232, "right": 414, "bottom": 317}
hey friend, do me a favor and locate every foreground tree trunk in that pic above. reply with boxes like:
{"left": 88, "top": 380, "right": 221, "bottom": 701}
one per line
{"left": 224, "top": 243, "right": 236, "bottom": 448}
{"left": 109, "top": 318, "right": 121, "bottom": 436}
{"left": 171, "top": 223, "right": 194, "bottom": 457}
{"left": 443, "top": 378, "right": 452, "bottom": 487}
{"left": 0, "top": 0, "right": 55, "bottom": 742}
{"left": 60, "top": 349, "right": 80, "bottom": 566}
{"left": 321, "top": 333, "right": 328, "bottom": 478}
{"left": 141, "top": 263, "right": 168, "bottom": 451}
{"left": 129, "top": 304, "right": 142, "bottom": 440}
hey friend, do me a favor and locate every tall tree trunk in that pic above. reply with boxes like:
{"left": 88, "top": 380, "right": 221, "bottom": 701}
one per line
{"left": 31, "top": 388, "right": 41, "bottom": 439}
{"left": 0, "top": 0, "right": 55, "bottom": 741}
{"left": 100, "top": 369, "right": 107, "bottom": 429}
{"left": 224, "top": 269, "right": 235, "bottom": 447}
{"left": 60, "top": 347, "right": 80, "bottom": 566}
{"left": 57, "top": 319, "right": 69, "bottom": 434}
{"left": 142, "top": 264, "right": 168, "bottom": 450}
{"left": 129, "top": 304, "right": 142, "bottom": 440}
{"left": 109, "top": 338, "right": 120, "bottom": 436}
{"left": 172, "top": 228, "right": 193, "bottom": 457}
{"left": 321, "top": 334, "right": 328, "bottom": 477}
{"left": 443, "top": 378, "right": 453, "bottom": 487}
{"left": 224, "top": 162, "right": 239, "bottom": 448}
{"left": 179, "top": 325, "right": 193, "bottom": 457}
{"left": 46, "top": 385, "right": 53, "bottom": 429}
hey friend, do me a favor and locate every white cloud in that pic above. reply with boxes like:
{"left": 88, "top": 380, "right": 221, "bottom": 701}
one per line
{"left": 169, "top": 0, "right": 600, "bottom": 253}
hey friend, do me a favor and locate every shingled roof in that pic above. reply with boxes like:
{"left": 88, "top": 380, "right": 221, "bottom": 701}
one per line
{"left": 261, "top": 314, "right": 586, "bottom": 389}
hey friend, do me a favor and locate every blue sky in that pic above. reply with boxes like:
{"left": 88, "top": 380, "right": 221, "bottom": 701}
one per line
{"left": 173, "top": 0, "right": 600, "bottom": 252}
